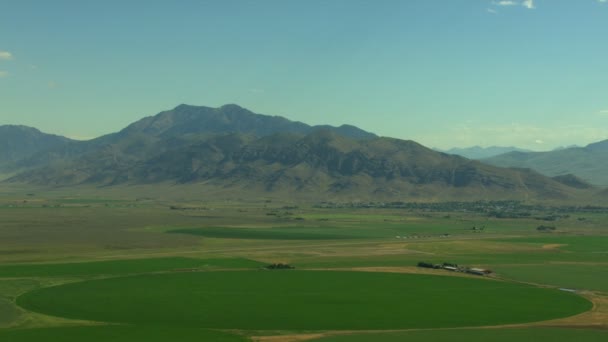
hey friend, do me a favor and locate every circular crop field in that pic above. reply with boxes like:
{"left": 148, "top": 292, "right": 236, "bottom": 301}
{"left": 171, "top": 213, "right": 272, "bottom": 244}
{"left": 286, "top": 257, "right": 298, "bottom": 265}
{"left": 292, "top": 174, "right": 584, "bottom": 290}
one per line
{"left": 0, "top": 326, "right": 246, "bottom": 342}
{"left": 17, "top": 271, "right": 591, "bottom": 330}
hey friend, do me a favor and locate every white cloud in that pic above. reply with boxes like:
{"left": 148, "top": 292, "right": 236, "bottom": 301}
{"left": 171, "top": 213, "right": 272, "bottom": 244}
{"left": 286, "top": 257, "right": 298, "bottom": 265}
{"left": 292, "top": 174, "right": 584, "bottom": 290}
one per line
{"left": 248, "top": 88, "right": 265, "bottom": 94}
{"left": 0, "top": 71, "right": 7, "bottom": 77}
{"left": 0, "top": 51, "right": 12, "bottom": 60}
{"left": 495, "top": 1, "right": 517, "bottom": 6}
{"left": 522, "top": 0, "right": 535, "bottom": 9}
{"left": 598, "top": 109, "right": 608, "bottom": 115}
{"left": 598, "top": 0, "right": 607, "bottom": 3}
{"left": 490, "top": 0, "right": 535, "bottom": 11}
{"left": 535, "top": 139, "right": 544, "bottom": 144}
{"left": 487, "top": 8, "right": 498, "bottom": 14}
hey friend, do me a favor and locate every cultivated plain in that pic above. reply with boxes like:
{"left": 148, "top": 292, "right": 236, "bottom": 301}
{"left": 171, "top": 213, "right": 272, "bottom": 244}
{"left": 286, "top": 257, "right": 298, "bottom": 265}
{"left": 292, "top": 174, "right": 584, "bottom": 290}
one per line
{"left": 0, "top": 183, "right": 607, "bottom": 341}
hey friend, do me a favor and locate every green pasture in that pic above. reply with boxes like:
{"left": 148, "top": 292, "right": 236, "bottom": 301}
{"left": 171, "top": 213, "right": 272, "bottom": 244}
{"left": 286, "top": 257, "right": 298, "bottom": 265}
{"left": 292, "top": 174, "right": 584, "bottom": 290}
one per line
{"left": 17, "top": 271, "right": 591, "bottom": 330}
{"left": 1, "top": 188, "right": 606, "bottom": 340}
{"left": 0, "top": 325, "right": 246, "bottom": 342}
{"left": 0, "top": 279, "right": 41, "bottom": 328}
{"left": 54, "top": 198, "right": 132, "bottom": 204}
{"left": 292, "top": 237, "right": 602, "bottom": 269}
{"left": 303, "top": 214, "right": 539, "bottom": 234}
{"left": 0, "top": 299, "right": 20, "bottom": 328}
{"left": 499, "top": 236, "right": 608, "bottom": 253}
{"left": 310, "top": 327, "right": 608, "bottom": 342}
{"left": 169, "top": 226, "right": 390, "bottom": 240}
{"left": 497, "top": 264, "right": 608, "bottom": 292}
{"left": 166, "top": 218, "right": 520, "bottom": 241}
{"left": 0, "top": 257, "right": 263, "bottom": 278}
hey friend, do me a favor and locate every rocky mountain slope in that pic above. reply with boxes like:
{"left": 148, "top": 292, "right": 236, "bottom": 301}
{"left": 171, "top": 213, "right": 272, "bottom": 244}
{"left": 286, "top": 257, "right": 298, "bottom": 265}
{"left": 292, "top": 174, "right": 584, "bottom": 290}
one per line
{"left": 3, "top": 104, "right": 598, "bottom": 201}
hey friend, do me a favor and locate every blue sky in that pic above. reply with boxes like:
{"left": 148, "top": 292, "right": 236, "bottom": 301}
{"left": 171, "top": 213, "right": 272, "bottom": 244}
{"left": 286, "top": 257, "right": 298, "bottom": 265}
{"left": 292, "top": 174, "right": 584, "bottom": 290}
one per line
{"left": 1, "top": 0, "right": 607, "bottom": 149}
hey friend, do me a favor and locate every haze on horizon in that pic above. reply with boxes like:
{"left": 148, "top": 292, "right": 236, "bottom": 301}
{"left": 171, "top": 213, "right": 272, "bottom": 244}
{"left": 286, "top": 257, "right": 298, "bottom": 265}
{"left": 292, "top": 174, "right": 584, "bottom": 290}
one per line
{"left": 1, "top": 0, "right": 607, "bottom": 151}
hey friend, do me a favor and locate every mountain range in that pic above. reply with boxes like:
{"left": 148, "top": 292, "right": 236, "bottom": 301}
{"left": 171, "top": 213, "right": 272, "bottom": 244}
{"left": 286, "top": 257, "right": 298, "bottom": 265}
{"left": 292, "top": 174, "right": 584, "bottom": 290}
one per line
{"left": 483, "top": 140, "right": 608, "bottom": 187}
{"left": 1, "top": 104, "right": 603, "bottom": 201}
{"left": 438, "top": 146, "right": 532, "bottom": 160}
{"left": 0, "top": 125, "right": 73, "bottom": 168}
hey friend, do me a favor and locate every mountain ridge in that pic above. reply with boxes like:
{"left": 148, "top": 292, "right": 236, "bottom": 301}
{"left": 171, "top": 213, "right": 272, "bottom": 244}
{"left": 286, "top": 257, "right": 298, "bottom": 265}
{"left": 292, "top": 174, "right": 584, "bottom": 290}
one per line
{"left": 438, "top": 146, "right": 532, "bottom": 159}
{"left": 119, "top": 104, "right": 377, "bottom": 140}
{"left": 483, "top": 140, "right": 608, "bottom": 187}
{"left": 2, "top": 104, "right": 602, "bottom": 201}
{"left": 0, "top": 125, "right": 74, "bottom": 172}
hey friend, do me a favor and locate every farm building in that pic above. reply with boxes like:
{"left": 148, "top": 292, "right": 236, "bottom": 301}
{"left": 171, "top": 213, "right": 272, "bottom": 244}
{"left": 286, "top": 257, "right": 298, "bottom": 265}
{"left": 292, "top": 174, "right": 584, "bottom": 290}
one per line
{"left": 466, "top": 268, "right": 492, "bottom": 276}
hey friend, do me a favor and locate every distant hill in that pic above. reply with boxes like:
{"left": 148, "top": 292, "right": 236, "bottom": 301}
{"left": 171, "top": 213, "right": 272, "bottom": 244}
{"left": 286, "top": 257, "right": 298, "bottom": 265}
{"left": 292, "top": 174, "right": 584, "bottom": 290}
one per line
{"left": 0, "top": 125, "right": 73, "bottom": 171}
{"left": 483, "top": 140, "right": 608, "bottom": 187}
{"left": 439, "top": 146, "right": 532, "bottom": 159}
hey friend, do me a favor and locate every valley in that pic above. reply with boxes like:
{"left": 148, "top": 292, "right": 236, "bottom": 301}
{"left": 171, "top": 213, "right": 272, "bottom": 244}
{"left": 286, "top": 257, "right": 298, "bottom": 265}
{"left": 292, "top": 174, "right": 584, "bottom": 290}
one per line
{"left": 0, "top": 184, "right": 607, "bottom": 341}
{"left": 3, "top": 1, "right": 607, "bottom": 340}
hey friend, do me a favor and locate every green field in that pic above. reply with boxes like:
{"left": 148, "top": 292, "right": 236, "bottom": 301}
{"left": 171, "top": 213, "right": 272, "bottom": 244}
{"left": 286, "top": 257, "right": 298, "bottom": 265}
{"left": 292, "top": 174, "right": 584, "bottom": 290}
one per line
{"left": 0, "top": 325, "right": 246, "bottom": 342}
{"left": 310, "top": 328, "right": 608, "bottom": 342}
{"left": 0, "top": 298, "right": 20, "bottom": 328}
{"left": 497, "top": 264, "right": 608, "bottom": 293}
{"left": 17, "top": 271, "right": 590, "bottom": 330}
{"left": 500, "top": 236, "right": 608, "bottom": 253}
{"left": 169, "top": 226, "right": 374, "bottom": 240}
{"left": 1, "top": 186, "right": 607, "bottom": 341}
{"left": 0, "top": 257, "right": 263, "bottom": 278}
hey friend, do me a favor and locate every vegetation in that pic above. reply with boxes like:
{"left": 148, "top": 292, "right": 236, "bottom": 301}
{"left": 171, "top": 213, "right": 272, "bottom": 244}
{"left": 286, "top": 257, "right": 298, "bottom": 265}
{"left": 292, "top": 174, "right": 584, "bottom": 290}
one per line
{"left": 310, "top": 328, "right": 608, "bottom": 342}
{"left": 0, "top": 257, "right": 263, "bottom": 278}
{"left": 1, "top": 188, "right": 607, "bottom": 340}
{"left": 17, "top": 271, "right": 590, "bottom": 330}
{"left": 265, "top": 263, "right": 295, "bottom": 269}
{"left": 169, "top": 227, "right": 370, "bottom": 240}
{"left": 0, "top": 326, "right": 246, "bottom": 342}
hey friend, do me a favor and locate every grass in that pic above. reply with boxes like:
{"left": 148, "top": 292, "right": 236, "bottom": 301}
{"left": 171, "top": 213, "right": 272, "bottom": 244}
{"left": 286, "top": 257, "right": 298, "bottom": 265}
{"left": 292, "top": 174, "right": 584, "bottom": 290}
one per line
{"left": 310, "top": 327, "right": 608, "bottom": 342}
{"left": 166, "top": 217, "right": 518, "bottom": 241}
{"left": 497, "top": 264, "right": 608, "bottom": 293}
{"left": 17, "top": 271, "right": 591, "bottom": 330}
{"left": 1, "top": 186, "right": 606, "bottom": 340}
{"left": 168, "top": 226, "right": 388, "bottom": 240}
{"left": 0, "top": 279, "right": 41, "bottom": 327}
{"left": 499, "top": 236, "right": 608, "bottom": 253}
{"left": 0, "top": 325, "right": 247, "bottom": 342}
{"left": 0, "top": 299, "right": 20, "bottom": 328}
{"left": 0, "top": 257, "right": 264, "bottom": 278}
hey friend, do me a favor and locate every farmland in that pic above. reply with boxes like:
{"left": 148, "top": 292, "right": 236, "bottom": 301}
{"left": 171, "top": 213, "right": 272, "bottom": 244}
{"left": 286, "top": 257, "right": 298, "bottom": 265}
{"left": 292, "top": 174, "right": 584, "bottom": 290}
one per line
{"left": 17, "top": 271, "right": 590, "bottom": 330}
{"left": 0, "top": 184, "right": 607, "bottom": 341}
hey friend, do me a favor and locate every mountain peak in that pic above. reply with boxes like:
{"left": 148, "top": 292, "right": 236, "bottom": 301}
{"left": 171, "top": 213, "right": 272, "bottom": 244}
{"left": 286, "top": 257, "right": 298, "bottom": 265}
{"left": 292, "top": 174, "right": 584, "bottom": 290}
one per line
{"left": 122, "top": 104, "right": 376, "bottom": 140}
{"left": 218, "top": 103, "right": 246, "bottom": 111}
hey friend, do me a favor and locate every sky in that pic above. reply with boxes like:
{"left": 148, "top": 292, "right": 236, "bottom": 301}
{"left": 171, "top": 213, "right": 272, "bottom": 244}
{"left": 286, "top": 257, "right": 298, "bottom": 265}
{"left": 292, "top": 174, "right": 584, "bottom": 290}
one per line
{"left": 1, "top": 0, "right": 607, "bottom": 150}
